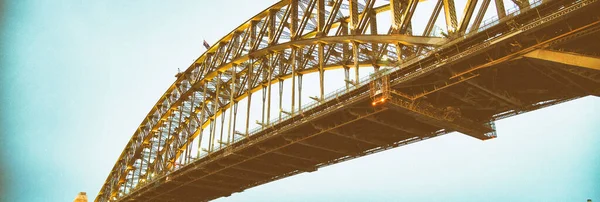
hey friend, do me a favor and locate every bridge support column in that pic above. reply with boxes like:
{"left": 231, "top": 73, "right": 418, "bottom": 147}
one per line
{"left": 344, "top": 66, "right": 350, "bottom": 91}
{"left": 279, "top": 79, "right": 284, "bottom": 121}
{"left": 442, "top": 0, "right": 458, "bottom": 33}
{"left": 418, "top": 0, "right": 442, "bottom": 55}
{"left": 197, "top": 82, "right": 207, "bottom": 157}
{"left": 261, "top": 84, "right": 267, "bottom": 129}
{"left": 494, "top": 0, "right": 506, "bottom": 19}
{"left": 153, "top": 126, "right": 164, "bottom": 175}
{"left": 298, "top": 74, "right": 303, "bottom": 112}
{"left": 469, "top": 0, "right": 491, "bottom": 33}
{"left": 267, "top": 56, "right": 273, "bottom": 126}
{"left": 353, "top": 41, "right": 360, "bottom": 83}
{"left": 457, "top": 0, "right": 478, "bottom": 34}
{"left": 291, "top": 51, "right": 296, "bottom": 115}
{"left": 245, "top": 62, "right": 253, "bottom": 137}
{"left": 319, "top": 42, "right": 325, "bottom": 100}
{"left": 211, "top": 73, "right": 223, "bottom": 152}
{"left": 146, "top": 133, "right": 155, "bottom": 182}
{"left": 227, "top": 68, "right": 236, "bottom": 145}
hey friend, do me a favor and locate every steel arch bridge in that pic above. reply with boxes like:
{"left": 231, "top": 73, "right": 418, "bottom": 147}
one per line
{"left": 97, "top": 0, "right": 600, "bottom": 201}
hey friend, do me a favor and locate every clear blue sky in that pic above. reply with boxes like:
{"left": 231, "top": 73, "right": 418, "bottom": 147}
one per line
{"left": 1, "top": 0, "right": 598, "bottom": 201}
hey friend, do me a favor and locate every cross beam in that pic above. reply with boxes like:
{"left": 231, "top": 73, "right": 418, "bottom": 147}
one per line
{"left": 523, "top": 49, "right": 600, "bottom": 71}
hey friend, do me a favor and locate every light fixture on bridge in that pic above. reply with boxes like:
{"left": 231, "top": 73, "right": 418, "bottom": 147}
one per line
{"left": 372, "top": 97, "right": 387, "bottom": 106}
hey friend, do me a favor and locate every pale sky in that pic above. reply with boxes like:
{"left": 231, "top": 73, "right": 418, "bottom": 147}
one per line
{"left": 1, "top": 0, "right": 599, "bottom": 202}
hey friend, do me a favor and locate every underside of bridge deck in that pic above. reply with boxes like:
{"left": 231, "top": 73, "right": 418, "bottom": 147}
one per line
{"left": 129, "top": 93, "right": 473, "bottom": 201}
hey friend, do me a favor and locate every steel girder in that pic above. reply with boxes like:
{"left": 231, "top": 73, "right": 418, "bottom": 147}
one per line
{"left": 524, "top": 49, "right": 600, "bottom": 71}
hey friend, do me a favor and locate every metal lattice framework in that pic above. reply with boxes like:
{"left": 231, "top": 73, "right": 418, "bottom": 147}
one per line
{"left": 96, "top": 0, "right": 600, "bottom": 201}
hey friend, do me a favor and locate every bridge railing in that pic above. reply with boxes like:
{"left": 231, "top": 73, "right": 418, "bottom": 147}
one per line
{"left": 474, "top": 0, "right": 544, "bottom": 34}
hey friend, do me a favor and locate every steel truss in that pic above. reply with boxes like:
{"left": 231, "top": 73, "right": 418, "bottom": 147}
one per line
{"left": 97, "top": 0, "right": 600, "bottom": 201}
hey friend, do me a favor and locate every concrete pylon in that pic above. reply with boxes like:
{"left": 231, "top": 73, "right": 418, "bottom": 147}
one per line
{"left": 73, "top": 192, "right": 88, "bottom": 202}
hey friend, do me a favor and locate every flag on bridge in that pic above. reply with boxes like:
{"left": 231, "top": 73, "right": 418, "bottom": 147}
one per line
{"left": 203, "top": 40, "right": 211, "bottom": 50}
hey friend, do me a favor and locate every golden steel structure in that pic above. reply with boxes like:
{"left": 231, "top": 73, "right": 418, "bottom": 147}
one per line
{"left": 97, "top": 0, "right": 600, "bottom": 201}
